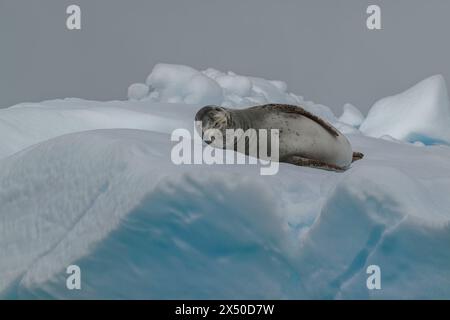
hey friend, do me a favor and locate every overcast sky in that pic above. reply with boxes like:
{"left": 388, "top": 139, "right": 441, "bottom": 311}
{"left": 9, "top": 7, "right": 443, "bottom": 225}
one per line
{"left": 1, "top": 0, "right": 450, "bottom": 114}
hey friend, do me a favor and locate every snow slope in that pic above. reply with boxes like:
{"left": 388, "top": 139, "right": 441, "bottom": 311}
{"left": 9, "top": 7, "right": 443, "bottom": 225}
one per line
{"left": 2, "top": 125, "right": 450, "bottom": 299}
{"left": 0, "top": 99, "right": 194, "bottom": 159}
{"left": 360, "top": 75, "right": 450, "bottom": 145}
{"left": 1, "top": 64, "right": 450, "bottom": 299}
{"left": 338, "top": 103, "right": 364, "bottom": 128}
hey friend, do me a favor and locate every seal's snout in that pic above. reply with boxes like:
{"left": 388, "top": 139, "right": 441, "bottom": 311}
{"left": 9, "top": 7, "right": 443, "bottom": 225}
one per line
{"left": 204, "top": 136, "right": 215, "bottom": 144}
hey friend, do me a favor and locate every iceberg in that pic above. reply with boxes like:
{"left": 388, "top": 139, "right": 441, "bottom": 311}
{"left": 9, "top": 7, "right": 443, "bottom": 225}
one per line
{"left": 338, "top": 103, "right": 364, "bottom": 128}
{"left": 360, "top": 75, "right": 450, "bottom": 145}
{"left": 1, "top": 64, "right": 450, "bottom": 299}
{"left": 128, "top": 63, "right": 338, "bottom": 123}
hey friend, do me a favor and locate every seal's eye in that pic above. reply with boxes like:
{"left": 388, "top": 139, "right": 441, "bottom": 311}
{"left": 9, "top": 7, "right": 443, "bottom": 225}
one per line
{"left": 203, "top": 116, "right": 215, "bottom": 130}
{"left": 210, "top": 110, "right": 228, "bottom": 129}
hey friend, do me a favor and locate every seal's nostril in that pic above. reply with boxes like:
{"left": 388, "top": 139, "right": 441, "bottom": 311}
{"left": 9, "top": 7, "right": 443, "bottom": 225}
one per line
{"left": 204, "top": 136, "right": 215, "bottom": 145}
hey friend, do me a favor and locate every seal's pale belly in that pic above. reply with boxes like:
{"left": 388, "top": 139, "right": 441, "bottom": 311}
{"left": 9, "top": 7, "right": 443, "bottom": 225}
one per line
{"left": 256, "top": 114, "right": 353, "bottom": 167}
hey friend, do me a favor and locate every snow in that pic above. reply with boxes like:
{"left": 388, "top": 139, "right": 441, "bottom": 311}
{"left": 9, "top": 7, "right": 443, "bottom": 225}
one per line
{"left": 1, "top": 64, "right": 450, "bottom": 299}
{"left": 127, "top": 83, "right": 150, "bottom": 100}
{"left": 144, "top": 64, "right": 224, "bottom": 105}
{"left": 130, "top": 63, "right": 338, "bottom": 123}
{"left": 360, "top": 75, "right": 450, "bottom": 145}
{"left": 0, "top": 98, "right": 193, "bottom": 159}
{"left": 338, "top": 103, "right": 364, "bottom": 128}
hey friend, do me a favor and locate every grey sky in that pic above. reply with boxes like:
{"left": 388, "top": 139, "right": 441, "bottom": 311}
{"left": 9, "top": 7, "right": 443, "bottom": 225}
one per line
{"left": 1, "top": 0, "right": 449, "bottom": 114}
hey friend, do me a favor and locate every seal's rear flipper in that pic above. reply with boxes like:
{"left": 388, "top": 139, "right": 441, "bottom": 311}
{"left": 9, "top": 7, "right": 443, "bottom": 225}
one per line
{"left": 284, "top": 155, "right": 346, "bottom": 172}
{"left": 352, "top": 152, "right": 364, "bottom": 162}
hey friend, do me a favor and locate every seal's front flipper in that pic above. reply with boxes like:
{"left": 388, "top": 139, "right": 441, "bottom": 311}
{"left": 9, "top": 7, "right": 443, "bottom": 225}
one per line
{"left": 284, "top": 155, "right": 346, "bottom": 172}
{"left": 352, "top": 152, "right": 364, "bottom": 162}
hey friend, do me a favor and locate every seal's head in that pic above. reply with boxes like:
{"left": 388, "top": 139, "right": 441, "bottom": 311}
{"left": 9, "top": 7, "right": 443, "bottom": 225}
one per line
{"left": 195, "top": 105, "right": 231, "bottom": 146}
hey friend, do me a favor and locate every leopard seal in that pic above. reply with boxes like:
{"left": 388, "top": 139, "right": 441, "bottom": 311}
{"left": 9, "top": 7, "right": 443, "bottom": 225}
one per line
{"left": 195, "top": 104, "right": 364, "bottom": 171}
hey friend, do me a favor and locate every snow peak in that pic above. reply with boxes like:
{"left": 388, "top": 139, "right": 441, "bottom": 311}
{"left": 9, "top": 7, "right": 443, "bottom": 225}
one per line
{"left": 175, "top": 304, "right": 209, "bottom": 318}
